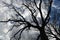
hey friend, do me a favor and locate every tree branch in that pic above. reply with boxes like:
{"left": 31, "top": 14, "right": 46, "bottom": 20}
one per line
{"left": 36, "top": 34, "right": 40, "bottom": 40}
{"left": 34, "top": 0, "right": 39, "bottom": 9}
{"left": 10, "top": 26, "right": 28, "bottom": 40}
{"left": 39, "top": 0, "right": 44, "bottom": 23}
{"left": 45, "top": 0, "right": 53, "bottom": 22}
{"left": 23, "top": 4, "right": 39, "bottom": 26}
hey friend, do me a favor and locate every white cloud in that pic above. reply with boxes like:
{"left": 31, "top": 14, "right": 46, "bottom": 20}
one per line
{"left": 3, "top": 28, "right": 8, "bottom": 33}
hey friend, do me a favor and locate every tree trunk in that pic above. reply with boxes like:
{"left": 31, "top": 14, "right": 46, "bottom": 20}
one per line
{"left": 56, "top": 38, "right": 60, "bottom": 40}
{"left": 40, "top": 28, "right": 49, "bottom": 40}
{"left": 56, "top": 37, "right": 60, "bottom": 40}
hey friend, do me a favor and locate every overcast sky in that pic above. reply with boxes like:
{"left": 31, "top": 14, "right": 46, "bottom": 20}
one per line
{"left": 0, "top": 0, "right": 60, "bottom": 40}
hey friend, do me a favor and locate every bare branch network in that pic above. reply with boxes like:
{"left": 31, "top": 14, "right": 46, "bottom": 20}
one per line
{"left": 1, "top": 0, "right": 60, "bottom": 40}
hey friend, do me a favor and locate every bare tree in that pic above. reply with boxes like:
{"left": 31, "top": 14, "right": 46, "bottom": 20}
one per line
{"left": 47, "top": 13, "right": 60, "bottom": 40}
{"left": 47, "top": 23, "right": 60, "bottom": 40}
{"left": 0, "top": 0, "right": 53, "bottom": 40}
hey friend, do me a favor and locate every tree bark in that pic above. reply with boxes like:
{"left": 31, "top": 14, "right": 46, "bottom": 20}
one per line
{"left": 55, "top": 37, "right": 60, "bottom": 40}
{"left": 40, "top": 27, "right": 49, "bottom": 40}
{"left": 56, "top": 38, "right": 60, "bottom": 40}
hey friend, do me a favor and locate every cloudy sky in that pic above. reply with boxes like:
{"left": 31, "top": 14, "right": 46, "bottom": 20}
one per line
{"left": 0, "top": 0, "right": 60, "bottom": 40}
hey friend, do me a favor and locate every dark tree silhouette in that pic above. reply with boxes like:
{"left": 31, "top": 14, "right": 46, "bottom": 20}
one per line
{"left": 47, "top": 23, "right": 60, "bottom": 40}
{"left": 0, "top": 0, "right": 53, "bottom": 40}
{"left": 46, "top": 13, "right": 60, "bottom": 40}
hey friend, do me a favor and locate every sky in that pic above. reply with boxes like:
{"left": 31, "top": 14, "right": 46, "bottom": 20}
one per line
{"left": 0, "top": 0, "right": 60, "bottom": 40}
